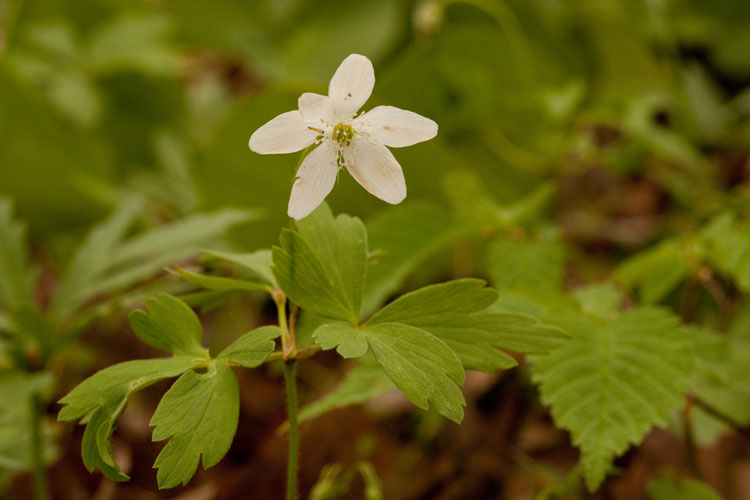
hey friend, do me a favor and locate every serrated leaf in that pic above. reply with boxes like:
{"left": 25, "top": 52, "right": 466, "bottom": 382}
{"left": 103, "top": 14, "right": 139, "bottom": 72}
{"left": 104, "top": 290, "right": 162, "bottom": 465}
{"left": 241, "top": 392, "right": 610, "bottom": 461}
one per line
{"left": 615, "top": 240, "right": 693, "bottom": 303}
{"left": 202, "top": 249, "right": 276, "bottom": 287}
{"left": 362, "top": 202, "right": 462, "bottom": 315}
{"left": 173, "top": 267, "right": 271, "bottom": 293}
{"left": 298, "top": 354, "right": 394, "bottom": 422}
{"left": 217, "top": 325, "right": 279, "bottom": 367}
{"left": 151, "top": 361, "right": 239, "bottom": 489}
{"left": 531, "top": 307, "right": 692, "bottom": 490}
{"left": 0, "top": 198, "right": 35, "bottom": 310}
{"left": 272, "top": 204, "right": 367, "bottom": 323}
{"left": 128, "top": 294, "right": 208, "bottom": 357}
{"left": 367, "top": 279, "right": 568, "bottom": 372}
{"left": 58, "top": 357, "right": 200, "bottom": 480}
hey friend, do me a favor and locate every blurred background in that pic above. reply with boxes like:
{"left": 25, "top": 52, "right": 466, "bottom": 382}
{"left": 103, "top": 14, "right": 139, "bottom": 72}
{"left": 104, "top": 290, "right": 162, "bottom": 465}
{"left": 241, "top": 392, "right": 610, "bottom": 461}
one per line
{"left": 1, "top": 0, "right": 750, "bottom": 498}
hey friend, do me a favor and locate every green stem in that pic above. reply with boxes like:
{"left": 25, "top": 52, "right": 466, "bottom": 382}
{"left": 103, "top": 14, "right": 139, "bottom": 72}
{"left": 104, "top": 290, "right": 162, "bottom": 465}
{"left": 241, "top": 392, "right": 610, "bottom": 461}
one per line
{"left": 283, "top": 360, "right": 299, "bottom": 500}
{"left": 30, "top": 394, "right": 50, "bottom": 500}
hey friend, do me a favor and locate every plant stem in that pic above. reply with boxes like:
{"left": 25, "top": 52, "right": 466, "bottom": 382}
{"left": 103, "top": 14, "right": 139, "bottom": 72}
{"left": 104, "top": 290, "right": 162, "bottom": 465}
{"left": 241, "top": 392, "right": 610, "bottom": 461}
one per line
{"left": 30, "top": 394, "right": 50, "bottom": 500}
{"left": 283, "top": 360, "right": 299, "bottom": 500}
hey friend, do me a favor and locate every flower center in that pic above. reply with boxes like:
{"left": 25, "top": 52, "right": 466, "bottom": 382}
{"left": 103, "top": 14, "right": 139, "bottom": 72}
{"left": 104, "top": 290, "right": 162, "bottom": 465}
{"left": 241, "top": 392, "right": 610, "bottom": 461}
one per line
{"left": 331, "top": 122, "right": 354, "bottom": 147}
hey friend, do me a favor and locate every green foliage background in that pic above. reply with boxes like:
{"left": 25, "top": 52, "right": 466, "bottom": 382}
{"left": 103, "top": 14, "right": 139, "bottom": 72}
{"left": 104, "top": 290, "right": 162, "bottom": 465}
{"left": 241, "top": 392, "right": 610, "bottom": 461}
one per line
{"left": 1, "top": 0, "right": 750, "bottom": 498}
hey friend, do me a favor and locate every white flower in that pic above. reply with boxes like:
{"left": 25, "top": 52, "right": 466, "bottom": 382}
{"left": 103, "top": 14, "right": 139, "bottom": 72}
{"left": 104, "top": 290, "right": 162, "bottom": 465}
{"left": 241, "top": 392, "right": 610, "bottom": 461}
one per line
{"left": 248, "top": 54, "right": 438, "bottom": 220}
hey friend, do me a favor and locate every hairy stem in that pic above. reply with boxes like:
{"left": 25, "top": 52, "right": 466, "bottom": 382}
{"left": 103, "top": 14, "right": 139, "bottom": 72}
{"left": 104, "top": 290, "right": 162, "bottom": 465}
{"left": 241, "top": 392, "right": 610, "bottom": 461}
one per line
{"left": 30, "top": 394, "right": 50, "bottom": 500}
{"left": 284, "top": 360, "right": 299, "bottom": 500}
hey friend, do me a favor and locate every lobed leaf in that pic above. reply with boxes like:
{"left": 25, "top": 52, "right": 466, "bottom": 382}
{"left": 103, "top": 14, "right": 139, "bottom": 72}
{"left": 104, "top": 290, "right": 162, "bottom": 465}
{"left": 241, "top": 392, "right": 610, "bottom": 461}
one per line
{"left": 128, "top": 294, "right": 208, "bottom": 357}
{"left": 58, "top": 357, "right": 201, "bottom": 481}
{"left": 369, "top": 279, "right": 568, "bottom": 372}
{"left": 273, "top": 204, "right": 368, "bottom": 323}
{"left": 217, "top": 325, "right": 279, "bottom": 367}
{"left": 151, "top": 361, "right": 239, "bottom": 488}
{"left": 201, "top": 248, "right": 276, "bottom": 287}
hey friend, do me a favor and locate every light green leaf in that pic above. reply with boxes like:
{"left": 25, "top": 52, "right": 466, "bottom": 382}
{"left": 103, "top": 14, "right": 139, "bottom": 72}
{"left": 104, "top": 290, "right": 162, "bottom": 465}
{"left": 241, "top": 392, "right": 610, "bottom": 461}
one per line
{"left": 217, "top": 325, "right": 279, "bottom": 367}
{"left": 532, "top": 307, "right": 693, "bottom": 490}
{"left": 615, "top": 240, "right": 693, "bottom": 303}
{"left": 313, "top": 323, "right": 369, "bottom": 359}
{"left": 298, "top": 354, "right": 395, "bottom": 423}
{"left": 51, "top": 198, "right": 142, "bottom": 322}
{"left": 0, "top": 371, "right": 53, "bottom": 469}
{"left": 88, "top": 13, "right": 181, "bottom": 77}
{"left": 58, "top": 357, "right": 201, "bottom": 481}
{"left": 173, "top": 267, "right": 271, "bottom": 294}
{"left": 151, "top": 361, "right": 239, "bottom": 489}
{"left": 273, "top": 204, "right": 367, "bottom": 323}
{"left": 362, "top": 202, "right": 462, "bottom": 315}
{"left": 573, "top": 283, "right": 622, "bottom": 319}
{"left": 647, "top": 472, "right": 722, "bottom": 500}
{"left": 202, "top": 249, "right": 276, "bottom": 287}
{"left": 0, "top": 198, "right": 35, "bottom": 310}
{"left": 368, "top": 279, "right": 568, "bottom": 372}
{"left": 488, "top": 237, "right": 564, "bottom": 298}
{"left": 51, "top": 205, "right": 255, "bottom": 323}
{"left": 128, "top": 294, "right": 208, "bottom": 357}
{"left": 702, "top": 213, "right": 750, "bottom": 292}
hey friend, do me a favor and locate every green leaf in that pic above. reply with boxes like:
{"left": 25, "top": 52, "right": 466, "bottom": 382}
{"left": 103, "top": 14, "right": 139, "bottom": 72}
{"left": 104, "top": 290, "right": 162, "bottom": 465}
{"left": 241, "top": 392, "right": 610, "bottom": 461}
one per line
{"left": 173, "top": 267, "right": 272, "bottom": 294}
{"left": 702, "top": 213, "right": 750, "bottom": 292}
{"left": 488, "top": 237, "right": 565, "bottom": 299}
{"left": 0, "top": 198, "right": 35, "bottom": 310}
{"left": 88, "top": 13, "right": 181, "bottom": 77}
{"left": 202, "top": 249, "right": 277, "bottom": 287}
{"left": 51, "top": 204, "right": 256, "bottom": 322}
{"left": 573, "top": 283, "right": 622, "bottom": 319}
{"left": 298, "top": 354, "right": 395, "bottom": 422}
{"left": 272, "top": 204, "right": 367, "bottom": 323}
{"left": 531, "top": 307, "right": 693, "bottom": 490}
{"left": 217, "top": 325, "right": 279, "bottom": 367}
{"left": 647, "top": 472, "right": 722, "bottom": 500}
{"left": 151, "top": 361, "right": 239, "bottom": 489}
{"left": 58, "top": 357, "right": 201, "bottom": 481}
{"left": 362, "top": 202, "right": 462, "bottom": 315}
{"left": 364, "top": 322, "right": 465, "bottom": 423}
{"left": 367, "top": 279, "right": 568, "bottom": 372}
{"left": 313, "top": 311, "right": 467, "bottom": 421}
{"left": 0, "top": 372, "right": 53, "bottom": 476}
{"left": 615, "top": 240, "right": 693, "bottom": 303}
{"left": 51, "top": 197, "right": 142, "bottom": 322}
{"left": 314, "top": 323, "right": 369, "bottom": 359}
{"left": 128, "top": 294, "right": 208, "bottom": 357}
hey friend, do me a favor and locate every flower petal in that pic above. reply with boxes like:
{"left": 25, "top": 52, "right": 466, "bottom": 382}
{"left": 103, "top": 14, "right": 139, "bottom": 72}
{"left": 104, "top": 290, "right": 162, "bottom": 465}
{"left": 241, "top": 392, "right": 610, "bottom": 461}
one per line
{"left": 298, "top": 92, "right": 334, "bottom": 123}
{"left": 354, "top": 105, "right": 438, "bottom": 148}
{"left": 328, "top": 54, "right": 375, "bottom": 119}
{"left": 249, "top": 110, "right": 318, "bottom": 154}
{"left": 288, "top": 141, "right": 338, "bottom": 219}
{"left": 345, "top": 137, "right": 406, "bottom": 204}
